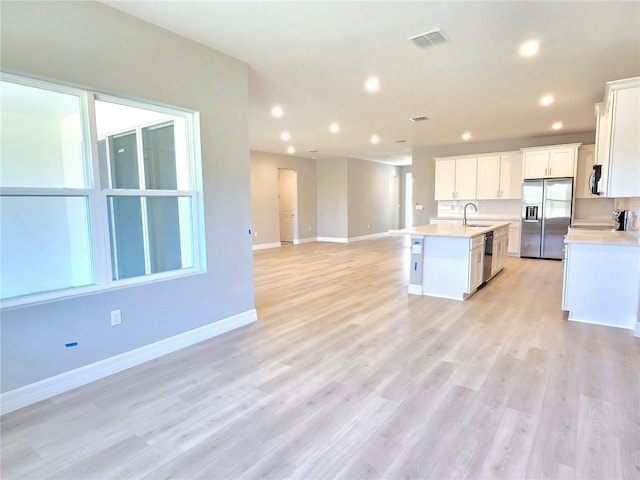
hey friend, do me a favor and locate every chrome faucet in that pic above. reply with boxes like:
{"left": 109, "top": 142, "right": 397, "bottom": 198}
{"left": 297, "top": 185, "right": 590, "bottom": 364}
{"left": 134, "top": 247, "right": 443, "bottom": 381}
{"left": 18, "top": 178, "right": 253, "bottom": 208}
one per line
{"left": 463, "top": 202, "right": 477, "bottom": 226}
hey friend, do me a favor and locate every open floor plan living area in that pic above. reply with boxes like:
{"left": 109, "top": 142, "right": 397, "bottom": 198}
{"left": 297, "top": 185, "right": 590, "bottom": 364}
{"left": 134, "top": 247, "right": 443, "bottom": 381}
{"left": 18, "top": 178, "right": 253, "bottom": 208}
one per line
{"left": 1, "top": 2, "right": 639, "bottom": 479}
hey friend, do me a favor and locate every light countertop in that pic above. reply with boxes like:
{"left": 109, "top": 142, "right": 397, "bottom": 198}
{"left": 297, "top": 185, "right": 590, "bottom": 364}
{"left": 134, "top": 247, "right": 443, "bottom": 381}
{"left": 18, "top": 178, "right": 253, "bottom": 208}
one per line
{"left": 401, "top": 222, "right": 510, "bottom": 238}
{"left": 565, "top": 229, "right": 640, "bottom": 246}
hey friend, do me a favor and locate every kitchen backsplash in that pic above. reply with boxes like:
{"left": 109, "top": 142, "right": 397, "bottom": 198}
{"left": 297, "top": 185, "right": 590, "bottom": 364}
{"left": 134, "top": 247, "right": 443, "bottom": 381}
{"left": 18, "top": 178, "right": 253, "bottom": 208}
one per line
{"left": 574, "top": 198, "right": 615, "bottom": 221}
{"left": 614, "top": 197, "right": 640, "bottom": 231}
{"left": 437, "top": 199, "right": 521, "bottom": 219}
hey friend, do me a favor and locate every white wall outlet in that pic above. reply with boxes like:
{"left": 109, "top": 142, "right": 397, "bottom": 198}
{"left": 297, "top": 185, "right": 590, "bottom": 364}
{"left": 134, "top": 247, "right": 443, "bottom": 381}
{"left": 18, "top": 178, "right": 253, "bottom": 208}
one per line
{"left": 110, "top": 309, "right": 122, "bottom": 326}
{"left": 254, "top": 231, "right": 258, "bottom": 237}
{"left": 308, "top": 226, "right": 311, "bottom": 232}
{"left": 415, "top": 204, "right": 424, "bottom": 210}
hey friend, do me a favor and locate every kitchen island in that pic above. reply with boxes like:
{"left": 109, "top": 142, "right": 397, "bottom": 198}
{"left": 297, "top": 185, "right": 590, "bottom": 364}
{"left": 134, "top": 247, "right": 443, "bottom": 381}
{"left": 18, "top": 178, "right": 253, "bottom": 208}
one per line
{"left": 563, "top": 228, "right": 640, "bottom": 335}
{"left": 404, "top": 222, "right": 510, "bottom": 300}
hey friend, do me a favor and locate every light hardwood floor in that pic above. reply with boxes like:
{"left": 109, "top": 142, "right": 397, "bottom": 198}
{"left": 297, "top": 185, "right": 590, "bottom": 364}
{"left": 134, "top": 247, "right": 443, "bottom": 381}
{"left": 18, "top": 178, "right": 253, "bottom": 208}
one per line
{"left": 2, "top": 236, "right": 639, "bottom": 479}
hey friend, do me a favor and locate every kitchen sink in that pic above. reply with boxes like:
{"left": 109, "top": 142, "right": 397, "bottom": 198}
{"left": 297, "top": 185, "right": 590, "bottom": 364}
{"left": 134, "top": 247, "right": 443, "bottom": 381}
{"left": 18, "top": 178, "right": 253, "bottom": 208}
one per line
{"left": 465, "top": 224, "right": 486, "bottom": 228}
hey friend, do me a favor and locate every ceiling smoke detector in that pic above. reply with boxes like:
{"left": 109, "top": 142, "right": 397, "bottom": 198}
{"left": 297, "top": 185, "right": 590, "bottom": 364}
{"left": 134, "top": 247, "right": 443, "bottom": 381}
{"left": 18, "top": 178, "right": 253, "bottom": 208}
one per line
{"left": 409, "top": 116, "right": 429, "bottom": 122}
{"left": 409, "top": 29, "right": 448, "bottom": 49}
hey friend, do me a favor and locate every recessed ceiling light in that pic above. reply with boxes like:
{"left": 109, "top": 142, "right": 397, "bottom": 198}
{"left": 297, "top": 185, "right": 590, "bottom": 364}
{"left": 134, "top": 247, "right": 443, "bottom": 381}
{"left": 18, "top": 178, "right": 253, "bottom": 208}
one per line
{"left": 364, "top": 77, "right": 380, "bottom": 93}
{"left": 552, "top": 122, "right": 562, "bottom": 130}
{"left": 280, "top": 131, "right": 290, "bottom": 141}
{"left": 271, "top": 105, "right": 283, "bottom": 118}
{"left": 540, "top": 95, "right": 554, "bottom": 106}
{"left": 462, "top": 132, "right": 471, "bottom": 141}
{"left": 370, "top": 135, "right": 380, "bottom": 144}
{"left": 519, "top": 40, "right": 540, "bottom": 57}
{"left": 287, "top": 146, "right": 295, "bottom": 154}
{"left": 329, "top": 123, "right": 340, "bottom": 133}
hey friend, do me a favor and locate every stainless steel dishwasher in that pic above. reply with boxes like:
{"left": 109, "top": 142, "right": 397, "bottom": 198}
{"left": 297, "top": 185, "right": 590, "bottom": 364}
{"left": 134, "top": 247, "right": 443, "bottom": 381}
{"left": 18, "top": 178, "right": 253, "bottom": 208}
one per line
{"left": 483, "top": 231, "right": 494, "bottom": 283}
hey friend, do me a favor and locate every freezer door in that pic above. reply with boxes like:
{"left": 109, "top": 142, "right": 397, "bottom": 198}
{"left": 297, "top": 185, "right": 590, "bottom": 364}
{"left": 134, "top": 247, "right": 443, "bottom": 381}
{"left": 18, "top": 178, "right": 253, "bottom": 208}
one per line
{"left": 520, "top": 180, "right": 543, "bottom": 258}
{"left": 541, "top": 178, "right": 573, "bottom": 260}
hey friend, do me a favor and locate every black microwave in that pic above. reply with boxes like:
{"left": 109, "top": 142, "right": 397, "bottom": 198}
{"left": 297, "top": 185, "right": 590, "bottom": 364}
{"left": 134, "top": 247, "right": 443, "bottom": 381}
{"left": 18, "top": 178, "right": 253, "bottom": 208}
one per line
{"left": 589, "top": 164, "right": 601, "bottom": 195}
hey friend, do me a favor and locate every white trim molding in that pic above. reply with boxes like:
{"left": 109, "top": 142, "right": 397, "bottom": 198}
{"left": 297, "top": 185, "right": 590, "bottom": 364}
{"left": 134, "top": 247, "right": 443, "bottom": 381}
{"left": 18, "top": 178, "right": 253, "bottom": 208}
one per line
{"left": 0, "top": 309, "right": 257, "bottom": 415}
{"left": 317, "top": 237, "right": 349, "bottom": 243}
{"left": 408, "top": 284, "right": 423, "bottom": 296}
{"left": 348, "top": 232, "right": 390, "bottom": 242}
{"left": 252, "top": 242, "right": 281, "bottom": 251}
{"left": 293, "top": 237, "right": 317, "bottom": 244}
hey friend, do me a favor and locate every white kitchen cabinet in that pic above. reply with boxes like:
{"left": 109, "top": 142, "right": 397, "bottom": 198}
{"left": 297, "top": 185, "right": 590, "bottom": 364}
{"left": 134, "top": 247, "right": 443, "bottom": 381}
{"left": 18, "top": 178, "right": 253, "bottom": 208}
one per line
{"left": 469, "top": 242, "right": 484, "bottom": 292}
{"left": 491, "top": 225, "right": 509, "bottom": 276}
{"left": 508, "top": 223, "right": 520, "bottom": 256}
{"left": 575, "top": 145, "right": 598, "bottom": 199}
{"left": 522, "top": 144, "right": 580, "bottom": 179}
{"left": 476, "top": 153, "right": 522, "bottom": 200}
{"left": 499, "top": 153, "right": 523, "bottom": 199}
{"left": 595, "top": 77, "right": 640, "bottom": 197}
{"left": 434, "top": 157, "right": 477, "bottom": 200}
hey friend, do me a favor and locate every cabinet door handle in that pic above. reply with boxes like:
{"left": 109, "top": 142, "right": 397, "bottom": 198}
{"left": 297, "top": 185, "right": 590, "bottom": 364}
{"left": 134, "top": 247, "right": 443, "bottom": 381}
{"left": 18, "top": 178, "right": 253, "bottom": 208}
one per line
{"left": 549, "top": 167, "right": 552, "bottom": 176}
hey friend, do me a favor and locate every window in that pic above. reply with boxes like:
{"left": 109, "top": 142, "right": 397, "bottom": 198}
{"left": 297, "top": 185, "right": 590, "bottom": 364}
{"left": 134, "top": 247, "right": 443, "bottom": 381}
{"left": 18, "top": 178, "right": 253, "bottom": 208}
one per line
{"left": 0, "top": 74, "right": 203, "bottom": 306}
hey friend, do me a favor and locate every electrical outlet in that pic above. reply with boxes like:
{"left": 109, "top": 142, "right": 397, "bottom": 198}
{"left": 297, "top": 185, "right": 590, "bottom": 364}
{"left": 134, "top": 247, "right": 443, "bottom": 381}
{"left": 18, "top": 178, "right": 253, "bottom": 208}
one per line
{"left": 110, "top": 309, "right": 122, "bottom": 326}
{"left": 308, "top": 226, "right": 311, "bottom": 232}
{"left": 254, "top": 231, "right": 258, "bottom": 237}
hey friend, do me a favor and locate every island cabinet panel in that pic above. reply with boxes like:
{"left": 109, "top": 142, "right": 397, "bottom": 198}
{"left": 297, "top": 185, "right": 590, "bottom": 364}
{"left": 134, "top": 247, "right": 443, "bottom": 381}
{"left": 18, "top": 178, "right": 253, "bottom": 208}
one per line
{"left": 422, "top": 236, "right": 475, "bottom": 300}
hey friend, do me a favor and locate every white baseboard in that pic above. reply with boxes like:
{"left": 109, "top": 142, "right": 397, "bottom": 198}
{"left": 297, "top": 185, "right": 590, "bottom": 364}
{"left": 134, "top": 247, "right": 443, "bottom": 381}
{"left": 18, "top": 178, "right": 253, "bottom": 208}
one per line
{"left": 293, "top": 237, "right": 317, "bottom": 244}
{"left": 317, "top": 236, "right": 348, "bottom": 243}
{"left": 252, "top": 242, "right": 281, "bottom": 250}
{"left": 0, "top": 309, "right": 257, "bottom": 415}
{"left": 408, "top": 284, "right": 423, "bottom": 295}
{"left": 349, "top": 232, "right": 390, "bottom": 242}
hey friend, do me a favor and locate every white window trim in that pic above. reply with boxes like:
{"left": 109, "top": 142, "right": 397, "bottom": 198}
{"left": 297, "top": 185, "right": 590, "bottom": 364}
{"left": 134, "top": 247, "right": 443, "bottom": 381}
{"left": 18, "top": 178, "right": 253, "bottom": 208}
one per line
{"left": 0, "top": 73, "right": 206, "bottom": 310}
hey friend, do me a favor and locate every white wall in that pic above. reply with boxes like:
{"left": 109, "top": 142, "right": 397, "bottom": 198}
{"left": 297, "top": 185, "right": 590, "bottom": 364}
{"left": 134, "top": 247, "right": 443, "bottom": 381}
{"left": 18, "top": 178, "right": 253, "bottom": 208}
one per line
{"left": 250, "top": 150, "right": 317, "bottom": 246}
{"left": 0, "top": 1, "right": 254, "bottom": 392}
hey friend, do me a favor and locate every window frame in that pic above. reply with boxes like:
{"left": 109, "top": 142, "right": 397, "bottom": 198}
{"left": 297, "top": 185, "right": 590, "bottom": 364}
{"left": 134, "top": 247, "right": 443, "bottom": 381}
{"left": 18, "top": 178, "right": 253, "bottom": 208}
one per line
{"left": 0, "top": 72, "right": 206, "bottom": 309}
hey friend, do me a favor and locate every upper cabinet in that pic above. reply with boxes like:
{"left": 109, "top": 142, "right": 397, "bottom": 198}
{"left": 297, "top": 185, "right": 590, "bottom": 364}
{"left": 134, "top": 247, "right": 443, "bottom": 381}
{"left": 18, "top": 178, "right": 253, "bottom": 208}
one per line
{"left": 521, "top": 144, "right": 580, "bottom": 179}
{"left": 594, "top": 77, "right": 639, "bottom": 197}
{"left": 434, "top": 157, "right": 477, "bottom": 200}
{"left": 476, "top": 152, "right": 523, "bottom": 200}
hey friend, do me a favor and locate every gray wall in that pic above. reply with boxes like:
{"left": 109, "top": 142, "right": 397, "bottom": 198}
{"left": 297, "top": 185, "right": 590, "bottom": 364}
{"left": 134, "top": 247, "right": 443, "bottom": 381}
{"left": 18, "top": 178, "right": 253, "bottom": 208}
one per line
{"left": 412, "top": 131, "right": 597, "bottom": 226}
{"left": 347, "top": 158, "right": 398, "bottom": 237}
{"left": 317, "top": 157, "right": 348, "bottom": 239}
{"left": 398, "top": 165, "right": 412, "bottom": 228}
{"left": 1, "top": 2, "right": 254, "bottom": 392}
{"left": 250, "top": 150, "right": 317, "bottom": 246}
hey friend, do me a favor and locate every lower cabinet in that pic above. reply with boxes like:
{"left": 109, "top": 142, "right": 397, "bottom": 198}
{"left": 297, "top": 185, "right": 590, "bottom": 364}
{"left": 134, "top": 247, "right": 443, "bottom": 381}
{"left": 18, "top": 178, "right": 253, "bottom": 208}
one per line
{"left": 469, "top": 241, "right": 484, "bottom": 292}
{"left": 508, "top": 223, "right": 521, "bottom": 256}
{"left": 492, "top": 226, "right": 509, "bottom": 275}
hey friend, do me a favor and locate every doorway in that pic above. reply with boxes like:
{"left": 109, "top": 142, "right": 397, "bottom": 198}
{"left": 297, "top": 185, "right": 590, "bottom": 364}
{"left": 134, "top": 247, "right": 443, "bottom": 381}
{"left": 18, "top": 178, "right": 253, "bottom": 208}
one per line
{"left": 278, "top": 169, "right": 298, "bottom": 243}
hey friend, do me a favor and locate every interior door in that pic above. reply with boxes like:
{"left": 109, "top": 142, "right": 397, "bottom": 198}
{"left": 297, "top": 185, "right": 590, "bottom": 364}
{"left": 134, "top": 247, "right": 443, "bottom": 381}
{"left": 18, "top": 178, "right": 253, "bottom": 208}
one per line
{"left": 388, "top": 175, "right": 399, "bottom": 230}
{"left": 278, "top": 169, "right": 297, "bottom": 243}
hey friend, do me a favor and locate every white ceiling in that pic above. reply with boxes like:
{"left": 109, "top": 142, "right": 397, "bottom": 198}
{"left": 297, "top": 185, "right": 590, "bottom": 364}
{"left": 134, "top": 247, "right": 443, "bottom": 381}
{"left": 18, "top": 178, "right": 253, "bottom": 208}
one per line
{"left": 103, "top": 1, "right": 640, "bottom": 166}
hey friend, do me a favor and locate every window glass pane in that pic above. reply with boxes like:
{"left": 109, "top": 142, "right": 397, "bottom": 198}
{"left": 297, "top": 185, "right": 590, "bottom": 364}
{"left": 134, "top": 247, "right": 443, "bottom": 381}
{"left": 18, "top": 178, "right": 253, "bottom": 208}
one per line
{"left": 0, "top": 196, "right": 94, "bottom": 299}
{"left": 0, "top": 81, "right": 86, "bottom": 188}
{"left": 108, "top": 131, "right": 140, "bottom": 189}
{"left": 95, "top": 100, "right": 190, "bottom": 190}
{"left": 147, "top": 196, "right": 194, "bottom": 273}
{"left": 143, "top": 123, "right": 177, "bottom": 190}
{"left": 108, "top": 196, "right": 146, "bottom": 280}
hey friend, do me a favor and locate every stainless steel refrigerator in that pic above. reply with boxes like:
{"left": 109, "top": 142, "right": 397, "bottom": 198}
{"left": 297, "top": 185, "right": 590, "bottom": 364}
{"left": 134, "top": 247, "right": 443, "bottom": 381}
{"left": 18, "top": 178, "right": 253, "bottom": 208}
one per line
{"left": 521, "top": 178, "right": 573, "bottom": 259}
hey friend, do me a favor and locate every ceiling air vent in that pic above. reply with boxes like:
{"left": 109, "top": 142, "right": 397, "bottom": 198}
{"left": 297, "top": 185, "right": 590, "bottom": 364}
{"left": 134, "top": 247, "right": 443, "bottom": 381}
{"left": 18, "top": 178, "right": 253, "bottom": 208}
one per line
{"left": 409, "top": 29, "right": 448, "bottom": 49}
{"left": 307, "top": 149, "right": 319, "bottom": 153}
{"left": 409, "top": 116, "right": 429, "bottom": 122}
{"left": 395, "top": 139, "right": 408, "bottom": 143}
